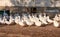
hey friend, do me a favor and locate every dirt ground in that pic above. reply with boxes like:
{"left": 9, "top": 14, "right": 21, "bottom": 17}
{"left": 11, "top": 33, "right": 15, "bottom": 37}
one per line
{"left": 0, "top": 24, "right": 60, "bottom": 37}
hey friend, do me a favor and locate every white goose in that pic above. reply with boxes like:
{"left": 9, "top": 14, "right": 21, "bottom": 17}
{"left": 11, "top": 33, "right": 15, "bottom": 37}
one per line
{"left": 16, "top": 13, "right": 26, "bottom": 26}
{"left": 28, "top": 14, "right": 35, "bottom": 23}
{"left": 18, "top": 19, "right": 26, "bottom": 26}
{"left": 39, "top": 14, "right": 48, "bottom": 25}
{"left": 23, "top": 14, "right": 34, "bottom": 26}
{"left": 53, "top": 20, "right": 60, "bottom": 28}
{"left": 32, "top": 15, "right": 42, "bottom": 26}
{"left": 46, "top": 16, "right": 53, "bottom": 23}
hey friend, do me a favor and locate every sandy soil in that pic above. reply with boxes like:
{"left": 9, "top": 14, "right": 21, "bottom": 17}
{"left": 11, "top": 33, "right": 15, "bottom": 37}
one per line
{"left": 0, "top": 24, "right": 60, "bottom": 37}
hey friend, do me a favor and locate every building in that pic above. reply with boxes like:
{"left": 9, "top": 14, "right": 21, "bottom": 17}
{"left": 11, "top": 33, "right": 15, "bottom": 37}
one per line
{"left": 0, "top": 0, "right": 60, "bottom": 17}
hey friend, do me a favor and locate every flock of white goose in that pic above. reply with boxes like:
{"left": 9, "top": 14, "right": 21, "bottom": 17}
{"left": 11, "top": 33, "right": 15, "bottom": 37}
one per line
{"left": 0, "top": 12, "right": 60, "bottom": 28}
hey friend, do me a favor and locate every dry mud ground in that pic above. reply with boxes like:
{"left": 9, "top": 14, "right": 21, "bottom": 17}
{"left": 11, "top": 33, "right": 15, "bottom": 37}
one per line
{"left": 0, "top": 24, "right": 60, "bottom": 37}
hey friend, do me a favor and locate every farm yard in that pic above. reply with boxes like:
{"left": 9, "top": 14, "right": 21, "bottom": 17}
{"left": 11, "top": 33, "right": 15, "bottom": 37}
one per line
{"left": 0, "top": 24, "right": 60, "bottom": 37}
{"left": 0, "top": 0, "right": 60, "bottom": 37}
{"left": 0, "top": 8, "right": 60, "bottom": 37}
